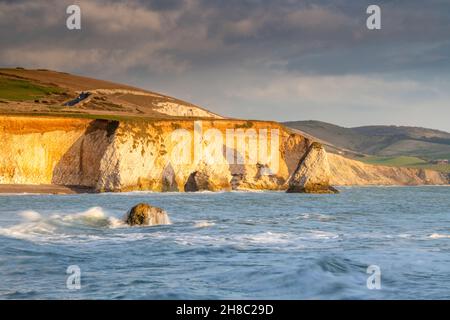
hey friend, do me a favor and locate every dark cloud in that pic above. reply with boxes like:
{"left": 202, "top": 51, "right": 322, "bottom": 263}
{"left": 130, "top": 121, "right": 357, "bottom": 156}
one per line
{"left": 1, "top": 0, "right": 450, "bottom": 130}
{"left": 1, "top": 0, "right": 449, "bottom": 74}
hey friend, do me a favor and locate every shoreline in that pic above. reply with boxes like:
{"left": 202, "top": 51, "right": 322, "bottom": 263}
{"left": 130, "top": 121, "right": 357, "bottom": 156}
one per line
{"left": 0, "top": 184, "right": 449, "bottom": 195}
{"left": 0, "top": 184, "right": 95, "bottom": 195}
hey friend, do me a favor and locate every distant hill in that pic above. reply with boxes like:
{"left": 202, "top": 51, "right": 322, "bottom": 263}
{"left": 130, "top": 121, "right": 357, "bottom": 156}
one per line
{"left": 0, "top": 68, "right": 222, "bottom": 120}
{"left": 283, "top": 120, "right": 450, "bottom": 161}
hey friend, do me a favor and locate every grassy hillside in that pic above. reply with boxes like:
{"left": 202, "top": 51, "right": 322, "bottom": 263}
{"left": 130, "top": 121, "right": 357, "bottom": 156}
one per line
{"left": 284, "top": 120, "right": 450, "bottom": 160}
{"left": 359, "top": 156, "right": 450, "bottom": 173}
{"left": 0, "top": 68, "right": 221, "bottom": 120}
{"left": 0, "top": 77, "right": 63, "bottom": 101}
{"left": 284, "top": 120, "right": 450, "bottom": 173}
{"left": 359, "top": 156, "right": 427, "bottom": 167}
{"left": 284, "top": 120, "right": 365, "bottom": 151}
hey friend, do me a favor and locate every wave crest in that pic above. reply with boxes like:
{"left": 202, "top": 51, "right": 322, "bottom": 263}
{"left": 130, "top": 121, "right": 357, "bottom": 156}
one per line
{"left": 0, "top": 207, "right": 129, "bottom": 242}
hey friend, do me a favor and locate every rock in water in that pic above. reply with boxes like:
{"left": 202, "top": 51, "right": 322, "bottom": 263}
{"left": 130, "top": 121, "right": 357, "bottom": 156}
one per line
{"left": 287, "top": 142, "right": 339, "bottom": 194}
{"left": 126, "top": 203, "right": 171, "bottom": 226}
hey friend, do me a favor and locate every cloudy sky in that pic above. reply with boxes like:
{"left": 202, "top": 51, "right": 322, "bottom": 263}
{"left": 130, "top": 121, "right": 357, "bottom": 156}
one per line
{"left": 1, "top": 0, "right": 450, "bottom": 130}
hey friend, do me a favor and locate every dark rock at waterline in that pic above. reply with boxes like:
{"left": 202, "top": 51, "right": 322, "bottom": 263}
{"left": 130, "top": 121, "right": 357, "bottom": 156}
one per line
{"left": 286, "top": 184, "right": 339, "bottom": 194}
{"left": 126, "top": 203, "right": 170, "bottom": 226}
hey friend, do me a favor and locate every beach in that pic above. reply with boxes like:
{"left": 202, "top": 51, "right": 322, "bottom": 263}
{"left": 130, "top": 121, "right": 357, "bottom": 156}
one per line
{"left": 0, "top": 184, "right": 94, "bottom": 194}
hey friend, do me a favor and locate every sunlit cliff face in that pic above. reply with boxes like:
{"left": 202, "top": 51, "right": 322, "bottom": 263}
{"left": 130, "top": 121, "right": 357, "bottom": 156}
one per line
{"left": 1, "top": 115, "right": 447, "bottom": 192}
{"left": 0, "top": 116, "right": 308, "bottom": 191}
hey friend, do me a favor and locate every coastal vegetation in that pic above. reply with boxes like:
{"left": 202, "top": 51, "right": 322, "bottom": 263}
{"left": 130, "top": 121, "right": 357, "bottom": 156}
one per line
{"left": 359, "top": 156, "right": 450, "bottom": 173}
{"left": 0, "top": 77, "right": 63, "bottom": 101}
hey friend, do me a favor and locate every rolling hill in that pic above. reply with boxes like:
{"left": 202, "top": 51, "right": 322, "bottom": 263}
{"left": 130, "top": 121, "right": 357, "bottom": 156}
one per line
{"left": 0, "top": 68, "right": 222, "bottom": 120}
{"left": 284, "top": 120, "right": 450, "bottom": 159}
{"left": 284, "top": 120, "right": 450, "bottom": 173}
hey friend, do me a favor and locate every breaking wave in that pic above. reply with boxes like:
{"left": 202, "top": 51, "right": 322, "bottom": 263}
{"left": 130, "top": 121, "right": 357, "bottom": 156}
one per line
{"left": 0, "top": 207, "right": 171, "bottom": 243}
{"left": 194, "top": 220, "right": 216, "bottom": 228}
{"left": 429, "top": 233, "right": 450, "bottom": 239}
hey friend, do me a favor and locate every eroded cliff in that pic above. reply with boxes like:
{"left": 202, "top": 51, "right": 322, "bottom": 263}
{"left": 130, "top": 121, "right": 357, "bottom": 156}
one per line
{"left": 95, "top": 120, "right": 308, "bottom": 192}
{"left": 0, "top": 116, "right": 308, "bottom": 191}
{"left": 0, "top": 115, "right": 447, "bottom": 192}
{"left": 0, "top": 116, "right": 91, "bottom": 184}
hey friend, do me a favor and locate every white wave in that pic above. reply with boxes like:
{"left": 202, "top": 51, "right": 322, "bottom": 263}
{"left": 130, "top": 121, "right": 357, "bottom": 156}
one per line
{"left": 0, "top": 218, "right": 57, "bottom": 241}
{"left": 166, "top": 228, "right": 339, "bottom": 248}
{"left": 0, "top": 207, "right": 130, "bottom": 242}
{"left": 19, "top": 210, "right": 42, "bottom": 222}
{"left": 243, "top": 232, "right": 291, "bottom": 244}
{"left": 0, "top": 205, "right": 177, "bottom": 243}
{"left": 305, "top": 230, "right": 339, "bottom": 240}
{"left": 429, "top": 233, "right": 450, "bottom": 239}
{"left": 298, "top": 213, "right": 335, "bottom": 222}
{"left": 168, "top": 231, "right": 294, "bottom": 247}
{"left": 194, "top": 220, "right": 216, "bottom": 228}
{"left": 56, "top": 207, "right": 128, "bottom": 228}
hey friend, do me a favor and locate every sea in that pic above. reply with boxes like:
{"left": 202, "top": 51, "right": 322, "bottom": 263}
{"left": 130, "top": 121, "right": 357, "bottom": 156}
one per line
{"left": 0, "top": 187, "right": 449, "bottom": 299}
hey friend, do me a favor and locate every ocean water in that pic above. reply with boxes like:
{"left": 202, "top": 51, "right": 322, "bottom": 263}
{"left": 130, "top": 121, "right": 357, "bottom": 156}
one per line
{"left": 0, "top": 187, "right": 449, "bottom": 300}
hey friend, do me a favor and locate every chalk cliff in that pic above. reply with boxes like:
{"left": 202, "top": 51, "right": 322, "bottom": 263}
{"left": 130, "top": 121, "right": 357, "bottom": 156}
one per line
{"left": 95, "top": 119, "right": 307, "bottom": 192}
{"left": 0, "top": 115, "right": 447, "bottom": 192}
{"left": 0, "top": 116, "right": 94, "bottom": 185}
{"left": 287, "top": 142, "right": 338, "bottom": 193}
{"left": 0, "top": 116, "right": 307, "bottom": 191}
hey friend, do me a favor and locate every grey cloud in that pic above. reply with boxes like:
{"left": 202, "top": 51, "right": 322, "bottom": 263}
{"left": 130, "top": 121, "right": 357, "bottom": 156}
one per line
{"left": 2, "top": 0, "right": 450, "bottom": 75}
{"left": 1, "top": 0, "right": 450, "bottom": 130}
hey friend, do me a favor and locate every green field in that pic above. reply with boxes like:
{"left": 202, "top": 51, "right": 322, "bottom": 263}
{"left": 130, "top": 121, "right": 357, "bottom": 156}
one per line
{"left": 359, "top": 156, "right": 450, "bottom": 173}
{"left": 0, "top": 77, "right": 63, "bottom": 101}
{"left": 359, "top": 156, "right": 427, "bottom": 166}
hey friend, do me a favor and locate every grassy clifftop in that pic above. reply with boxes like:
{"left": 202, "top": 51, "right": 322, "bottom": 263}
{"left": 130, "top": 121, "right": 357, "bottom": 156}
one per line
{"left": 0, "top": 68, "right": 221, "bottom": 120}
{"left": 0, "top": 77, "right": 64, "bottom": 101}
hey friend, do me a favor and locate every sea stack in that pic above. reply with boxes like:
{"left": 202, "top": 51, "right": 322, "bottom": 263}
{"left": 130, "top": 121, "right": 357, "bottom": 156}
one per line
{"left": 126, "top": 203, "right": 171, "bottom": 226}
{"left": 287, "top": 142, "right": 339, "bottom": 194}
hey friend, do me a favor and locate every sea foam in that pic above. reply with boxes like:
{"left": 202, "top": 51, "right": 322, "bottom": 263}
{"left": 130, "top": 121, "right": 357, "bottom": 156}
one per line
{"left": 0, "top": 207, "right": 129, "bottom": 242}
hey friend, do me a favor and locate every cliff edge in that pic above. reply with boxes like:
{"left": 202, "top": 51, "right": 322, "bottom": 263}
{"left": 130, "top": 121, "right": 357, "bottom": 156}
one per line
{"left": 0, "top": 115, "right": 308, "bottom": 192}
{"left": 0, "top": 115, "right": 447, "bottom": 193}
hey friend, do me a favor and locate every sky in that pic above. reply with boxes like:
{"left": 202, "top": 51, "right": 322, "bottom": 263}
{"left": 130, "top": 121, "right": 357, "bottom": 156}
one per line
{"left": 1, "top": 0, "right": 450, "bottom": 131}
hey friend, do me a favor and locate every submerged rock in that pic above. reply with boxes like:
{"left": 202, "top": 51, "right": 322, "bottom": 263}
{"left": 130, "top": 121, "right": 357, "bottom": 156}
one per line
{"left": 287, "top": 142, "right": 338, "bottom": 194}
{"left": 125, "top": 203, "right": 171, "bottom": 226}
